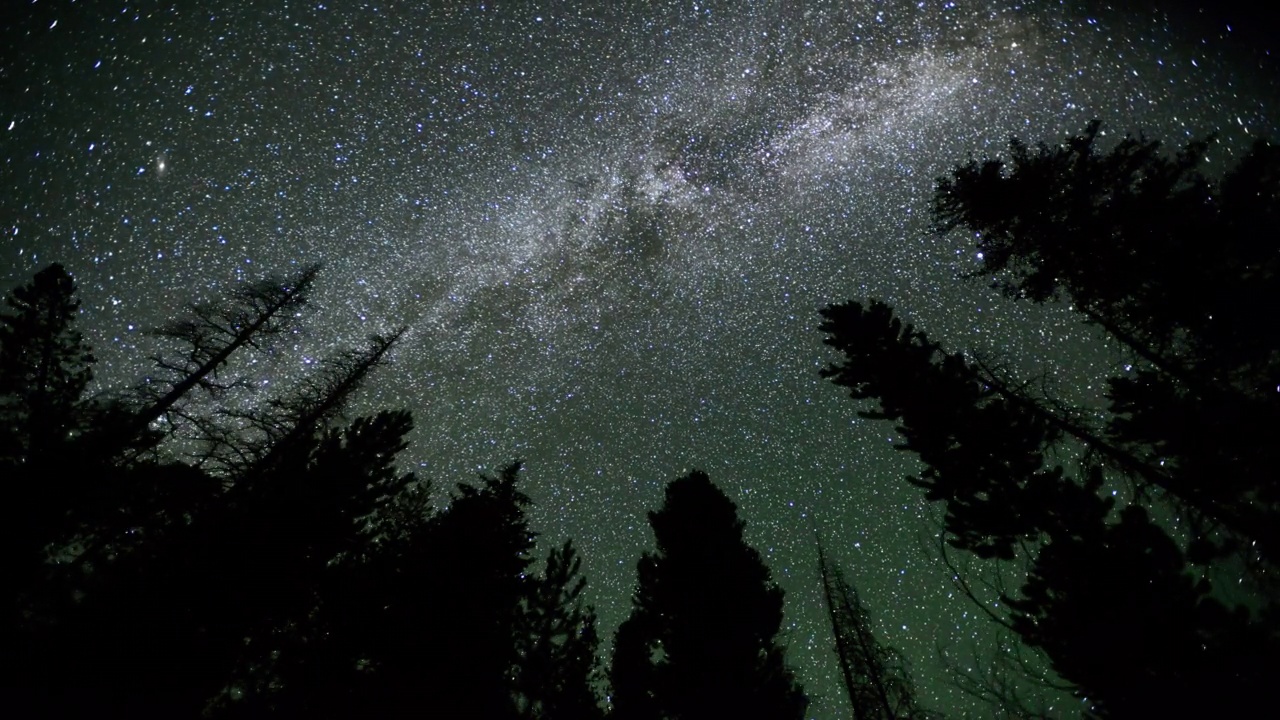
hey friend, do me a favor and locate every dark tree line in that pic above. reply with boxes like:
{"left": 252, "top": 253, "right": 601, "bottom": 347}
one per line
{"left": 820, "top": 122, "right": 1280, "bottom": 717}
{"left": 9, "top": 119, "right": 1264, "bottom": 720}
{"left": 0, "top": 265, "right": 833, "bottom": 719}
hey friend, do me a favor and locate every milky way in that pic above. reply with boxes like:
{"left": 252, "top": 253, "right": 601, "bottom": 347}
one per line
{"left": 3, "top": 1, "right": 1276, "bottom": 715}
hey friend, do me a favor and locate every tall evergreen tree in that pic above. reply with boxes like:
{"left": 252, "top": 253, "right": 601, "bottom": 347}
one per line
{"left": 932, "top": 122, "right": 1280, "bottom": 566}
{"left": 220, "top": 464, "right": 607, "bottom": 720}
{"left": 0, "top": 263, "right": 99, "bottom": 600}
{"left": 819, "top": 123, "right": 1280, "bottom": 717}
{"left": 202, "top": 328, "right": 406, "bottom": 478}
{"left": 0, "top": 262, "right": 94, "bottom": 466}
{"left": 610, "top": 471, "right": 807, "bottom": 720}
{"left": 516, "top": 539, "right": 606, "bottom": 720}
{"left": 379, "top": 461, "right": 535, "bottom": 719}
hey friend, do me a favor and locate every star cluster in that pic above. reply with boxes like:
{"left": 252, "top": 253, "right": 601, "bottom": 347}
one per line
{"left": 2, "top": 1, "right": 1275, "bottom": 716}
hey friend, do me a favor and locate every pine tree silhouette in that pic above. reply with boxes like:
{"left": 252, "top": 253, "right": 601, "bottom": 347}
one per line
{"left": 515, "top": 539, "right": 606, "bottom": 720}
{"left": 0, "top": 262, "right": 94, "bottom": 467}
{"left": 610, "top": 471, "right": 807, "bottom": 720}
{"left": 0, "top": 265, "right": 422, "bottom": 719}
{"left": 0, "top": 263, "right": 100, "bottom": 618}
{"left": 820, "top": 122, "right": 1280, "bottom": 717}
{"left": 817, "top": 539, "right": 934, "bottom": 720}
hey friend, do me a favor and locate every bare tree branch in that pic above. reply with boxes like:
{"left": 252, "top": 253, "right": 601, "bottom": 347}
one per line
{"left": 200, "top": 328, "right": 407, "bottom": 481}
{"left": 937, "top": 632, "right": 1073, "bottom": 720}
{"left": 126, "top": 265, "right": 320, "bottom": 445}
{"left": 817, "top": 535, "right": 939, "bottom": 720}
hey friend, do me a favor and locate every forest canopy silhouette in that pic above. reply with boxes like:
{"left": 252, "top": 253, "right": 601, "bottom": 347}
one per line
{"left": 821, "top": 121, "right": 1279, "bottom": 717}
{"left": 2, "top": 121, "right": 1277, "bottom": 718}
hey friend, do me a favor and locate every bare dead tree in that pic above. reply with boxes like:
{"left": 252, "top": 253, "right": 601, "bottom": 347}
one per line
{"left": 201, "top": 328, "right": 407, "bottom": 481}
{"left": 817, "top": 537, "right": 937, "bottom": 720}
{"left": 128, "top": 265, "right": 320, "bottom": 444}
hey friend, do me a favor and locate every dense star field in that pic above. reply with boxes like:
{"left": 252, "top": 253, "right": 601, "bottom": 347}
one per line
{"left": 2, "top": 1, "right": 1276, "bottom": 715}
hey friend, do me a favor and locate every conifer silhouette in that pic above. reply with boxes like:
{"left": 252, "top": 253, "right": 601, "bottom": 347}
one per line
{"left": 610, "top": 471, "right": 807, "bottom": 720}
{"left": 820, "top": 122, "right": 1280, "bottom": 717}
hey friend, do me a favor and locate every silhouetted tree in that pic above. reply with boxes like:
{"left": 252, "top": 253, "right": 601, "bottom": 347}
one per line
{"left": 230, "top": 462, "right": 538, "bottom": 719}
{"left": 212, "top": 408, "right": 419, "bottom": 625}
{"left": 819, "top": 122, "right": 1280, "bottom": 717}
{"left": 373, "top": 461, "right": 535, "bottom": 719}
{"left": 934, "top": 122, "right": 1280, "bottom": 567}
{"left": 3, "top": 266, "right": 329, "bottom": 581}
{"left": 202, "top": 328, "right": 407, "bottom": 478}
{"left": 515, "top": 539, "right": 605, "bottom": 720}
{"left": 937, "top": 629, "right": 1065, "bottom": 720}
{"left": 0, "top": 262, "right": 94, "bottom": 466}
{"left": 817, "top": 539, "right": 931, "bottom": 720}
{"left": 129, "top": 264, "right": 319, "bottom": 445}
{"left": 192, "top": 409, "right": 422, "bottom": 718}
{"left": 0, "top": 263, "right": 101, "bottom": 618}
{"left": 22, "top": 409, "right": 419, "bottom": 719}
{"left": 610, "top": 471, "right": 807, "bottom": 720}
{"left": 820, "top": 299, "right": 1077, "bottom": 562}
{"left": 0, "top": 264, "right": 424, "bottom": 719}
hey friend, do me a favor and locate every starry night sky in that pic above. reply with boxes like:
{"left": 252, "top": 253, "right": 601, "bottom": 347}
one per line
{"left": 2, "top": 1, "right": 1277, "bottom": 716}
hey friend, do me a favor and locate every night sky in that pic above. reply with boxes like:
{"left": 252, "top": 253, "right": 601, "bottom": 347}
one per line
{"left": 2, "top": 1, "right": 1276, "bottom": 716}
